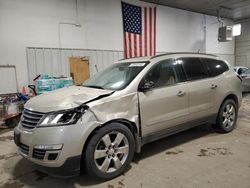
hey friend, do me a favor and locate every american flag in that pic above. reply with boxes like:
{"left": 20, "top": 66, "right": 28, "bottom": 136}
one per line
{"left": 122, "top": 2, "right": 156, "bottom": 59}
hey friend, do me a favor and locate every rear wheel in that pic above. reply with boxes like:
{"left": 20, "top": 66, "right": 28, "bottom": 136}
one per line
{"left": 84, "top": 123, "right": 135, "bottom": 180}
{"left": 213, "top": 99, "right": 238, "bottom": 133}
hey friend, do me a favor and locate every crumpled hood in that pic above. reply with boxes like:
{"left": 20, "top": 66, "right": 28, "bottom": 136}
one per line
{"left": 25, "top": 86, "right": 113, "bottom": 113}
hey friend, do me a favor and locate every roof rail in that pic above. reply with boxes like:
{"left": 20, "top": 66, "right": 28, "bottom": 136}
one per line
{"left": 151, "top": 52, "right": 218, "bottom": 59}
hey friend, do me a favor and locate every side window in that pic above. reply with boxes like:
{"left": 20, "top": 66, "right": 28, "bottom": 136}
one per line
{"left": 141, "top": 58, "right": 185, "bottom": 88}
{"left": 244, "top": 69, "right": 250, "bottom": 75}
{"left": 243, "top": 68, "right": 248, "bottom": 73}
{"left": 180, "top": 58, "right": 208, "bottom": 81}
{"left": 202, "top": 58, "right": 229, "bottom": 77}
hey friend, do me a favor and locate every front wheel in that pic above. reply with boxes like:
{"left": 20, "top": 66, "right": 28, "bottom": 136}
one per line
{"left": 84, "top": 123, "right": 135, "bottom": 180}
{"left": 213, "top": 99, "right": 238, "bottom": 133}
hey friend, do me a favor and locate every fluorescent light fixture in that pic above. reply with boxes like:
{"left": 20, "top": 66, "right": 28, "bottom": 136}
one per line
{"left": 232, "top": 24, "right": 241, "bottom": 36}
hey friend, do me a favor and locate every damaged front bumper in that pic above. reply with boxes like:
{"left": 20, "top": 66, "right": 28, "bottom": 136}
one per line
{"left": 14, "top": 110, "right": 101, "bottom": 177}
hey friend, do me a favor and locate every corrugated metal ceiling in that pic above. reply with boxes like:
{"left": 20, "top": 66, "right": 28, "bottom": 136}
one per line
{"left": 141, "top": 0, "right": 250, "bottom": 21}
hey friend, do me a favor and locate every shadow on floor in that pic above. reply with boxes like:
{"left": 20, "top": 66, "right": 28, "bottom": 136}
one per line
{"left": 6, "top": 124, "right": 218, "bottom": 187}
{"left": 2, "top": 93, "right": 249, "bottom": 187}
{"left": 133, "top": 124, "right": 216, "bottom": 163}
{"left": 242, "top": 93, "right": 250, "bottom": 98}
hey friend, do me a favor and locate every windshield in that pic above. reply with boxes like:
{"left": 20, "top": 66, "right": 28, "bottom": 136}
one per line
{"left": 83, "top": 62, "right": 148, "bottom": 90}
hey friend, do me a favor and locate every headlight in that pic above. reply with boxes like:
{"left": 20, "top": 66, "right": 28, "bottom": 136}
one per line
{"left": 38, "top": 105, "right": 88, "bottom": 127}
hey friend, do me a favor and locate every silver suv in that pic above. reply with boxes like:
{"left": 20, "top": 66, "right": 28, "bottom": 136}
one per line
{"left": 14, "top": 53, "right": 242, "bottom": 179}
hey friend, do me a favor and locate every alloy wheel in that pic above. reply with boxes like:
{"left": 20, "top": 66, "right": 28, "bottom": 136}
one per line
{"left": 222, "top": 104, "right": 236, "bottom": 128}
{"left": 94, "top": 131, "right": 129, "bottom": 173}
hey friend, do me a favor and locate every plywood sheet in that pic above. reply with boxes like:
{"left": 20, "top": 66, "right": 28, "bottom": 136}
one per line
{"left": 69, "top": 57, "right": 90, "bottom": 85}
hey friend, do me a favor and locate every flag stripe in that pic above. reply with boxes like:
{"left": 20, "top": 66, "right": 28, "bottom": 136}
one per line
{"left": 141, "top": 8, "right": 144, "bottom": 56}
{"left": 144, "top": 7, "right": 147, "bottom": 56}
{"left": 131, "top": 33, "right": 134, "bottom": 57}
{"left": 134, "top": 34, "right": 137, "bottom": 57}
{"left": 154, "top": 7, "right": 156, "bottom": 55}
{"left": 149, "top": 8, "right": 152, "bottom": 56}
{"left": 128, "top": 33, "right": 132, "bottom": 58}
{"left": 137, "top": 35, "right": 140, "bottom": 57}
{"left": 152, "top": 8, "right": 154, "bottom": 56}
{"left": 147, "top": 8, "right": 150, "bottom": 56}
{"left": 139, "top": 34, "right": 142, "bottom": 57}
{"left": 123, "top": 32, "right": 127, "bottom": 59}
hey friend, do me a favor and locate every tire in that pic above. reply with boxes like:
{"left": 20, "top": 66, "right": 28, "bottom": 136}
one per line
{"left": 84, "top": 122, "right": 135, "bottom": 180}
{"left": 213, "top": 99, "right": 238, "bottom": 133}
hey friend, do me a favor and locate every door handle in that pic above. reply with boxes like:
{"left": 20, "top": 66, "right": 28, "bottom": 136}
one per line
{"left": 211, "top": 84, "right": 218, "bottom": 89}
{"left": 177, "top": 91, "right": 185, "bottom": 97}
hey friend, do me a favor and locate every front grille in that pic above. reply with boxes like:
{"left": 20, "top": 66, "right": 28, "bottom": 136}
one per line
{"left": 19, "top": 143, "right": 29, "bottom": 155}
{"left": 21, "top": 109, "right": 44, "bottom": 129}
{"left": 32, "top": 149, "right": 46, "bottom": 160}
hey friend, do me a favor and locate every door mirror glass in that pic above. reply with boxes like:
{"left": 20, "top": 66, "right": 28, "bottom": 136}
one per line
{"left": 138, "top": 81, "right": 155, "bottom": 92}
{"left": 241, "top": 69, "right": 250, "bottom": 78}
{"left": 241, "top": 73, "right": 247, "bottom": 78}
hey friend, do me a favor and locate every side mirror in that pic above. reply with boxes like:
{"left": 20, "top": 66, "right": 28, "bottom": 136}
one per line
{"left": 241, "top": 73, "right": 247, "bottom": 78}
{"left": 138, "top": 81, "right": 154, "bottom": 92}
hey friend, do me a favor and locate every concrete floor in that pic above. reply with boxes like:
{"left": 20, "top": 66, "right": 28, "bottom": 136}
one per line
{"left": 1, "top": 95, "right": 250, "bottom": 188}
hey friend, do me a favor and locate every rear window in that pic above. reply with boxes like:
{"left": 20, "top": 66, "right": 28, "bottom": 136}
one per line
{"left": 202, "top": 59, "right": 229, "bottom": 77}
{"left": 179, "top": 58, "right": 208, "bottom": 81}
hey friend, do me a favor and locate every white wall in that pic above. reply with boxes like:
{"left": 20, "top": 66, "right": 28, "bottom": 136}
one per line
{"left": 205, "top": 16, "right": 235, "bottom": 65}
{"left": 157, "top": 6, "right": 205, "bottom": 53}
{"left": 0, "top": 0, "right": 235, "bottom": 92}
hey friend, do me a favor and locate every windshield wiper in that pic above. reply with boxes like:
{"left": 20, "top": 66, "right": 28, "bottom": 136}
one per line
{"left": 83, "top": 85, "right": 105, "bottom": 90}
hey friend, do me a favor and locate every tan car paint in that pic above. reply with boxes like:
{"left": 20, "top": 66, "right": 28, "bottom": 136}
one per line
{"left": 15, "top": 53, "right": 242, "bottom": 171}
{"left": 25, "top": 86, "right": 113, "bottom": 112}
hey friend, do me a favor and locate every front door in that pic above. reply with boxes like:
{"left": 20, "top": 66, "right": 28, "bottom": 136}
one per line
{"left": 138, "top": 58, "right": 189, "bottom": 136}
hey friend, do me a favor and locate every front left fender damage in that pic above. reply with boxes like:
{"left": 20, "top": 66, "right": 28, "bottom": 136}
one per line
{"left": 86, "top": 92, "right": 141, "bottom": 151}
{"left": 87, "top": 92, "right": 139, "bottom": 127}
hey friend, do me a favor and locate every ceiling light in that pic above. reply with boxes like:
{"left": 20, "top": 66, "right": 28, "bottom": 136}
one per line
{"left": 232, "top": 24, "right": 241, "bottom": 36}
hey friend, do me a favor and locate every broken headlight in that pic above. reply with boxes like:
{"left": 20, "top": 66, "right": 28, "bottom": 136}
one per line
{"left": 38, "top": 105, "right": 88, "bottom": 127}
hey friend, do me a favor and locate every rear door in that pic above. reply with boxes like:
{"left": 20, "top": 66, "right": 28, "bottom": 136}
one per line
{"left": 180, "top": 57, "right": 213, "bottom": 121}
{"left": 138, "top": 58, "right": 189, "bottom": 136}
{"left": 201, "top": 58, "right": 230, "bottom": 113}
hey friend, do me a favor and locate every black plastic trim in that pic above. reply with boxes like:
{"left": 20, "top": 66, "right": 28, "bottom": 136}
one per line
{"left": 84, "top": 92, "right": 115, "bottom": 104}
{"left": 141, "top": 114, "right": 217, "bottom": 146}
{"left": 151, "top": 52, "right": 218, "bottom": 59}
{"left": 35, "top": 155, "right": 81, "bottom": 178}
